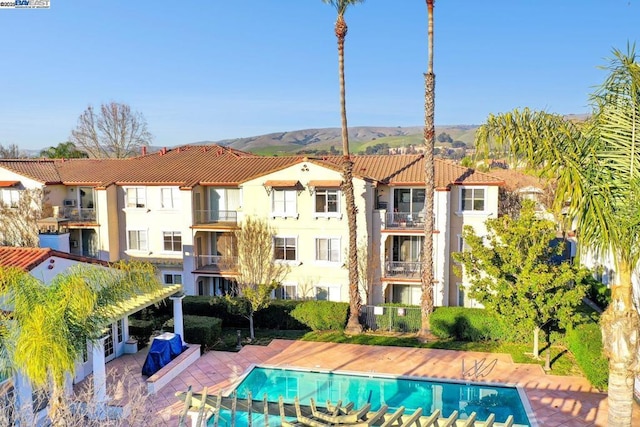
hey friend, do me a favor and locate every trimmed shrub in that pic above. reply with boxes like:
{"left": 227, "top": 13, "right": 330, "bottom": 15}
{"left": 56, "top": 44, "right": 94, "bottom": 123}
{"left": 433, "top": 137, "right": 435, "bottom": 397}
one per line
{"left": 430, "top": 307, "right": 513, "bottom": 341}
{"left": 585, "top": 276, "right": 611, "bottom": 310}
{"left": 129, "top": 318, "right": 155, "bottom": 346}
{"left": 566, "top": 321, "right": 608, "bottom": 391}
{"left": 165, "top": 315, "right": 222, "bottom": 350}
{"left": 254, "top": 300, "right": 307, "bottom": 330}
{"left": 291, "top": 301, "right": 349, "bottom": 331}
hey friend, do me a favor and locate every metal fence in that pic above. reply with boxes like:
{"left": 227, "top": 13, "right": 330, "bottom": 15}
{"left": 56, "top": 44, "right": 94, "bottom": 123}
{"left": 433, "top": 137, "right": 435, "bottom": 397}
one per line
{"left": 361, "top": 305, "right": 421, "bottom": 333}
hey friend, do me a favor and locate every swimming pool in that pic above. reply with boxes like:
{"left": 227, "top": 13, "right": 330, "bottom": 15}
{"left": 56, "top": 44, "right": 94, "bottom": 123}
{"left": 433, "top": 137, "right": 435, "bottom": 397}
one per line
{"left": 209, "top": 366, "right": 533, "bottom": 426}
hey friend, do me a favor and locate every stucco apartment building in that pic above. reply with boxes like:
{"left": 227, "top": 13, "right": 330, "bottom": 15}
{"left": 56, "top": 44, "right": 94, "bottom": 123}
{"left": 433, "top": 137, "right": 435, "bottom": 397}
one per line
{"left": 0, "top": 146, "right": 504, "bottom": 307}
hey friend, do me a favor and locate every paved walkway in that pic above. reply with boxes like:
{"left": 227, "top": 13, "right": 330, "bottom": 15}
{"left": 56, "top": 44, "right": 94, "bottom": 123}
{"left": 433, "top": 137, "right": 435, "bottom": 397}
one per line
{"left": 99, "top": 339, "right": 640, "bottom": 426}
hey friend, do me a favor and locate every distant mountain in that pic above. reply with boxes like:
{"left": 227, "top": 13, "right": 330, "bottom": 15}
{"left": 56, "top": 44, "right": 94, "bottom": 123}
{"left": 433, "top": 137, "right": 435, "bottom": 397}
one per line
{"left": 186, "top": 125, "right": 480, "bottom": 156}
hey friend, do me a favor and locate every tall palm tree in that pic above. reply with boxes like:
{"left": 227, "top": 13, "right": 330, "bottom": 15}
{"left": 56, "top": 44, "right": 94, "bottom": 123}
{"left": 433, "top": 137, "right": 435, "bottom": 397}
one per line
{"left": 475, "top": 47, "right": 640, "bottom": 427}
{"left": 418, "top": 0, "right": 436, "bottom": 340}
{"left": 322, "top": 0, "right": 364, "bottom": 334}
{"left": 2, "top": 261, "right": 161, "bottom": 423}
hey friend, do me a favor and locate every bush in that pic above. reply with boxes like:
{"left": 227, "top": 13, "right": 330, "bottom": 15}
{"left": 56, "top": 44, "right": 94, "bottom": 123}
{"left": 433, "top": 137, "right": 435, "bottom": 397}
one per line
{"left": 165, "top": 315, "right": 222, "bottom": 350}
{"left": 430, "top": 307, "right": 514, "bottom": 341}
{"left": 585, "top": 276, "right": 611, "bottom": 310}
{"left": 291, "top": 301, "right": 349, "bottom": 331}
{"left": 129, "top": 318, "right": 155, "bottom": 346}
{"left": 254, "top": 300, "right": 307, "bottom": 330}
{"left": 566, "top": 321, "right": 608, "bottom": 391}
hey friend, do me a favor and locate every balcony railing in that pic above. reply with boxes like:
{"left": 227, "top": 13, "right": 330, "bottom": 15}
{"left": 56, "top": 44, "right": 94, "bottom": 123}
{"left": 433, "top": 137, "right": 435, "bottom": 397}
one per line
{"left": 385, "top": 212, "right": 425, "bottom": 229}
{"left": 385, "top": 261, "right": 422, "bottom": 279}
{"left": 63, "top": 207, "right": 96, "bottom": 222}
{"left": 196, "top": 255, "right": 237, "bottom": 270}
{"left": 193, "top": 210, "right": 238, "bottom": 225}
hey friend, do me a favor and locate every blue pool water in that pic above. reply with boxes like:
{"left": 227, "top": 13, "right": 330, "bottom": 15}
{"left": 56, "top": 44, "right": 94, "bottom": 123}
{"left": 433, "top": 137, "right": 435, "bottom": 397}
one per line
{"left": 210, "top": 366, "right": 532, "bottom": 426}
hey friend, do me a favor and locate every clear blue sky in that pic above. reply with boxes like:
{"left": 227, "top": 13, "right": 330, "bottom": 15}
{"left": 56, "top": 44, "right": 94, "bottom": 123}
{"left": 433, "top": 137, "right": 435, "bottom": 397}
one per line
{"left": 0, "top": 0, "right": 637, "bottom": 151}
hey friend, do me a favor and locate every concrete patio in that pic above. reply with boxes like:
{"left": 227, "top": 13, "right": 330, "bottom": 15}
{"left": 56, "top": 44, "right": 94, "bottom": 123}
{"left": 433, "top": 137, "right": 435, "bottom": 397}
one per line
{"left": 95, "top": 339, "right": 640, "bottom": 426}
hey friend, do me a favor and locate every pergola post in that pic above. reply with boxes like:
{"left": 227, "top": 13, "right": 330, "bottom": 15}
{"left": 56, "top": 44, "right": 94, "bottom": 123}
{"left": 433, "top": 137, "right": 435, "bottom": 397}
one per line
{"left": 170, "top": 293, "right": 186, "bottom": 344}
{"left": 91, "top": 335, "right": 109, "bottom": 419}
{"left": 14, "top": 371, "right": 34, "bottom": 426}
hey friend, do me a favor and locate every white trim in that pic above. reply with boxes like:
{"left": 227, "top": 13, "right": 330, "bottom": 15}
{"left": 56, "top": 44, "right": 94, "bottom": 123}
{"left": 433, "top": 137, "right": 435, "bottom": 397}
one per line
{"left": 456, "top": 186, "right": 489, "bottom": 216}
{"left": 274, "top": 235, "right": 298, "bottom": 262}
{"left": 314, "top": 236, "right": 341, "bottom": 265}
{"left": 126, "top": 229, "right": 149, "bottom": 253}
{"left": 312, "top": 188, "right": 342, "bottom": 219}
{"left": 124, "top": 186, "right": 147, "bottom": 209}
{"left": 160, "top": 187, "right": 180, "bottom": 210}
{"left": 161, "top": 230, "right": 183, "bottom": 253}
{"left": 271, "top": 188, "right": 298, "bottom": 218}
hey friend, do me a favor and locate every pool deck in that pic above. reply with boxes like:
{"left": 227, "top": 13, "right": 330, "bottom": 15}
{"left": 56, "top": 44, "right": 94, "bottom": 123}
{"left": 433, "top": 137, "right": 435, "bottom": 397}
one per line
{"left": 100, "top": 339, "right": 640, "bottom": 426}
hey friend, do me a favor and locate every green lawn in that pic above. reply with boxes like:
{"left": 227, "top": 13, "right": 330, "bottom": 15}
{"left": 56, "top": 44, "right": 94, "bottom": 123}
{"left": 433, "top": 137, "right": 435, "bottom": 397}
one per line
{"left": 213, "top": 328, "right": 582, "bottom": 377}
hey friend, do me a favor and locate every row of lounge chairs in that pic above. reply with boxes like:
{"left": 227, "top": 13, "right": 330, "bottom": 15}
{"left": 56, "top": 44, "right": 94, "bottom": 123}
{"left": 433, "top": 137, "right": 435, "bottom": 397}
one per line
{"left": 280, "top": 396, "right": 425, "bottom": 426}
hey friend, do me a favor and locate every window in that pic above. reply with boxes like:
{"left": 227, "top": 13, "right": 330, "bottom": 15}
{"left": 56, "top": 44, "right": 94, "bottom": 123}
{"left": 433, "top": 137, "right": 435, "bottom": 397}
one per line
{"left": 461, "top": 188, "right": 485, "bottom": 212}
{"left": 126, "top": 187, "right": 146, "bottom": 208}
{"left": 164, "top": 273, "right": 183, "bottom": 285}
{"left": 127, "top": 230, "right": 148, "bottom": 251}
{"left": 393, "top": 188, "right": 425, "bottom": 214}
{"left": 1, "top": 189, "right": 19, "bottom": 208}
{"left": 275, "top": 284, "right": 297, "bottom": 300}
{"left": 392, "top": 284, "right": 421, "bottom": 305}
{"left": 316, "top": 285, "right": 340, "bottom": 301}
{"left": 314, "top": 189, "right": 340, "bottom": 215}
{"left": 117, "top": 319, "right": 123, "bottom": 343}
{"left": 161, "top": 188, "right": 180, "bottom": 209}
{"left": 275, "top": 237, "right": 297, "bottom": 261}
{"left": 163, "top": 231, "right": 182, "bottom": 252}
{"left": 315, "top": 238, "right": 340, "bottom": 263}
{"left": 272, "top": 189, "right": 297, "bottom": 217}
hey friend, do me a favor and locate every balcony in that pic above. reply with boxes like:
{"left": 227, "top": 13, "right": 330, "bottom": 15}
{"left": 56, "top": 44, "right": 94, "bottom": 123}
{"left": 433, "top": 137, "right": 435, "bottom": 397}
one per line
{"left": 63, "top": 207, "right": 96, "bottom": 222}
{"left": 196, "top": 255, "right": 237, "bottom": 271}
{"left": 193, "top": 210, "right": 238, "bottom": 226}
{"left": 385, "top": 212, "right": 424, "bottom": 230}
{"left": 385, "top": 261, "right": 422, "bottom": 279}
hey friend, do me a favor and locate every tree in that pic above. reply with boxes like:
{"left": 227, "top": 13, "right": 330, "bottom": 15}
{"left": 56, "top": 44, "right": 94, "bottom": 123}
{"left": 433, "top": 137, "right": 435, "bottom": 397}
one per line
{"left": 0, "top": 187, "right": 43, "bottom": 247}
{"left": 454, "top": 201, "right": 588, "bottom": 358}
{"left": 229, "top": 216, "right": 289, "bottom": 341}
{"left": 40, "top": 141, "right": 89, "bottom": 159}
{"left": 1, "top": 261, "right": 161, "bottom": 424}
{"left": 419, "top": 0, "right": 436, "bottom": 340}
{"left": 322, "top": 0, "right": 364, "bottom": 334}
{"left": 356, "top": 239, "right": 379, "bottom": 304}
{"left": 70, "top": 102, "right": 152, "bottom": 158}
{"left": 0, "top": 143, "right": 27, "bottom": 159}
{"left": 474, "top": 47, "right": 640, "bottom": 426}
{"left": 436, "top": 132, "right": 452, "bottom": 143}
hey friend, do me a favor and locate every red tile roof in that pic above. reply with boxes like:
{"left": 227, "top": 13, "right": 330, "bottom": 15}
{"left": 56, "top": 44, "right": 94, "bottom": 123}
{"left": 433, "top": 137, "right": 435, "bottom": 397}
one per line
{"left": 0, "top": 146, "right": 504, "bottom": 189}
{"left": 0, "top": 247, "right": 108, "bottom": 271}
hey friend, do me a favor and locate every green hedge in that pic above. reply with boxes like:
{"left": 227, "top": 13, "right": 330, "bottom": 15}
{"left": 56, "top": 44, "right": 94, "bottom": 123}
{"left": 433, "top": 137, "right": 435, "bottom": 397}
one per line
{"left": 164, "top": 315, "right": 223, "bottom": 350}
{"left": 254, "top": 300, "right": 307, "bottom": 330}
{"left": 430, "top": 307, "right": 513, "bottom": 341}
{"left": 291, "top": 301, "right": 349, "bottom": 331}
{"left": 566, "top": 321, "right": 608, "bottom": 391}
{"left": 129, "top": 318, "right": 155, "bottom": 346}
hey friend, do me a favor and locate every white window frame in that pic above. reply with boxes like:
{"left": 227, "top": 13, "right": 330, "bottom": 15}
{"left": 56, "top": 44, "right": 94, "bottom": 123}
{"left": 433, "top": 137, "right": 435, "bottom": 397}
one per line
{"left": 1, "top": 189, "right": 20, "bottom": 208}
{"left": 162, "top": 231, "right": 182, "bottom": 253}
{"left": 315, "top": 284, "right": 341, "bottom": 302}
{"left": 457, "top": 186, "right": 487, "bottom": 214}
{"left": 274, "top": 283, "right": 298, "bottom": 300}
{"left": 160, "top": 187, "right": 180, "bottom": 209}
{"left": 163, "top": 273, "right": 183, "bottom": 285}
{"left": 127, "top": 230, "right": 148, "bottom": 252}
{"left": 274, "top": 236, "right": 298, "bottom": 263}
{"left": 313, "top": 188, "right": 341, "bottom": 218}
{"left": 125, "top": 187, "right": 146, "bottom": 209}
{"left": 272, "top": 189, "right": 298, "bottom": 218}
{"left": 314, "top": 237, "right": 341, "bottom": 264}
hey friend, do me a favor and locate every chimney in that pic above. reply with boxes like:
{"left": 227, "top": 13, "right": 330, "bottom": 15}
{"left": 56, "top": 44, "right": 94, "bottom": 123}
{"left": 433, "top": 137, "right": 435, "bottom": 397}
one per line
{"left": 160, "top": 147, "right": 167, "bottom": 155}
{"left": 141, "top": 146, "right": 147, "bottom": 156}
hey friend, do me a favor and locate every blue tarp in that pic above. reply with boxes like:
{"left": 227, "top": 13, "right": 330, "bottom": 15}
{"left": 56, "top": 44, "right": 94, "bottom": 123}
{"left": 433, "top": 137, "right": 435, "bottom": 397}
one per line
{"left": 142, "top": 332, "right": 186, "bottom": 376}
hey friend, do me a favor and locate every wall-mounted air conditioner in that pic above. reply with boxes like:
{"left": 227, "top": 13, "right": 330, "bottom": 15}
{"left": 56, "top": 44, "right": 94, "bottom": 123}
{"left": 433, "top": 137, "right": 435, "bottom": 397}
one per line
{"left": 64, "top": 199, "right": 76, "bottom": 207}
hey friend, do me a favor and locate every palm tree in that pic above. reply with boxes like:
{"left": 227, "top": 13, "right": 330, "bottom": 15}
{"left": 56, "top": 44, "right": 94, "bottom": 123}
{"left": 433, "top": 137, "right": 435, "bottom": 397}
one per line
{"left": 2, "top": 261, "right": 161, "bottom": 423}
{"left": 418, "top": 0, "right": 436, "bottom": 340}
{"left": 474, "top": 47, "right": 640, "bottom": 427}
{"left": 39, "top": 141, "right": 89, "bottom": 159}
{"left": 322, "top": 0, "right": 365, "bottom": 334}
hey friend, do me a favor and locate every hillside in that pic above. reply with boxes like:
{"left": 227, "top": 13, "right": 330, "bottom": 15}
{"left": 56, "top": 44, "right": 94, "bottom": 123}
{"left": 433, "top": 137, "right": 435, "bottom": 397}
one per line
{"left": 198, "top": 125, "right": 479, "bottom": 155}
